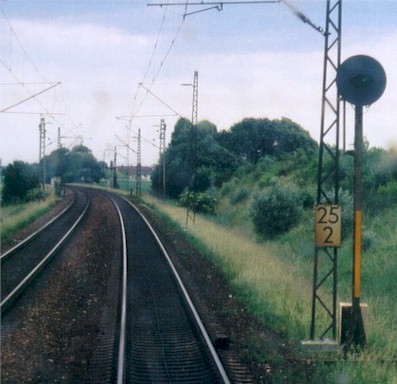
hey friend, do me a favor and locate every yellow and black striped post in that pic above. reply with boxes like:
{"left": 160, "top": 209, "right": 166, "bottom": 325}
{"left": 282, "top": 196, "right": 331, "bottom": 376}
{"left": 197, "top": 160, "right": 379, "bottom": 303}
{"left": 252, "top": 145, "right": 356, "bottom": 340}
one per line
{"left": 349, "top": 104, "right": 366, "bottom": 349}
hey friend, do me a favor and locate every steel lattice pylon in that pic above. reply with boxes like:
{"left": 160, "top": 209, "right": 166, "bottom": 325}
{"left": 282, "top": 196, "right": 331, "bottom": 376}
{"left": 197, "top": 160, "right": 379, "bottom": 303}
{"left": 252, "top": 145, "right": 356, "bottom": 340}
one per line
{"left": 39, "top": 117, "right": 46, "bottom": 163}
{"left": 185, "top": 71, "right": 199, "bottom": 226}
{"left": 39, "top": 117, "right": 46, "bottom": 190}
{"left": 310, "top": 0, "right": 342, "bottom": 341}
{"left": 159, "top": 119, "right": 166, "bottom": 198}
{"left": 136, "top": 128, "right": 142, "bottom": 197}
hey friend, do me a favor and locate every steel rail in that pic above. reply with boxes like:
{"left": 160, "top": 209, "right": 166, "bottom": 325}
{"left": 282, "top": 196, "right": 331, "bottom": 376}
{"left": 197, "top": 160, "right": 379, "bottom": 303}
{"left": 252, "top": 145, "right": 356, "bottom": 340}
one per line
{"left": 1, "top": 191, "right": 77, "bottom": 261}
{"left": 121, "top": 195, "right": 231, "bottom": 384}
{"left": 0, "top": 195, "right": 90, "bottom": 314}
{"left": 104, "top": 194, "right": 128, "bottom": 384}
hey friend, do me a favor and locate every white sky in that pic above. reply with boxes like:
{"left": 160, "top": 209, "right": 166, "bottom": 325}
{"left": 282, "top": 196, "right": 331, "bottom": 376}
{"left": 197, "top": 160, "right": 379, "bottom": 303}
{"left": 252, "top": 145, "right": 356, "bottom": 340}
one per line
{"left": 1, "top": 0, "right": 396, "bottom": 167}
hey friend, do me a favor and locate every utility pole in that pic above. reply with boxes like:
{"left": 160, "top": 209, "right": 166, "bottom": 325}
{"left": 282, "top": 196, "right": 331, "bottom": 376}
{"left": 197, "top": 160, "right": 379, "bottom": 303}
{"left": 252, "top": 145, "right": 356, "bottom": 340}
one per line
{"left": 57, "top": 127, "right": 62, "bottom": 149}
{"left": 185, "top": 70, "right": 198, "bottom": 227}
{"left": 350, "top": 103, "right": 366, "bottom": 348}
{"left": 309, "top": 0, "right": 342, "bottom": 344}
{"left": 159, "top": 119, "right": 167, "bottom": 198}
{"left": 116, "top": 133, "right": 137, "bottom": 193}
{"left": 113, "top": 146, "right": 118, "bottom": 189}
{"left": 136, "top": 128, "right": 142, "bottom": 197}
{"left": 39, "top": 117, "right": 46, "bottom": 193}
{"left": 112, "top": 147, "right": 117, "bottom": 188}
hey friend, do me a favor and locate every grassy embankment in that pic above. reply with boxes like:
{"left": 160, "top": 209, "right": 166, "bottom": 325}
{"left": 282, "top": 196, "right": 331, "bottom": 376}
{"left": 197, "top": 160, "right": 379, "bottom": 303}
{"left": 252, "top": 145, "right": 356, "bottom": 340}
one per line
{"left": 0, "top": 193, "right": 59, "bottom": 248}
{"left": 142, "top": 193, "right": 397, "bottom": 384}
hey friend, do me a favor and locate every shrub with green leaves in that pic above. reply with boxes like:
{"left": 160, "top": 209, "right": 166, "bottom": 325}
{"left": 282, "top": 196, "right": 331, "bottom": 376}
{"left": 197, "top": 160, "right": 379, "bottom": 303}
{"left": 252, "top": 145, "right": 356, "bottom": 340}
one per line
{"left": 2, "top": 161, "right": 40, "bottom": 204}
{"left": 179, "top": 190, "right": 217, "bottom": 215}
{"left": 250, "top": 180, "right": 303, "bottom": 239}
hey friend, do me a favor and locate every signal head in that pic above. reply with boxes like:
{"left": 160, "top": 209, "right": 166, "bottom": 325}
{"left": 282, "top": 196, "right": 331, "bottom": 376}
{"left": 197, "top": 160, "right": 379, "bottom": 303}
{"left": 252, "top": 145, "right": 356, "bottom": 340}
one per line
{"left": 336, "top": 55, "right": 386, "bottom": 106}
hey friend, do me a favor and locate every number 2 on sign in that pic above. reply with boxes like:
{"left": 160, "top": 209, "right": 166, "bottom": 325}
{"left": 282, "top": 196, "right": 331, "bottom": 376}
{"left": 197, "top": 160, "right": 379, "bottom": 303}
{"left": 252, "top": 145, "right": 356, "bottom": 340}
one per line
{"left": 315, "top": 205, "right": 341, "bottom": 247}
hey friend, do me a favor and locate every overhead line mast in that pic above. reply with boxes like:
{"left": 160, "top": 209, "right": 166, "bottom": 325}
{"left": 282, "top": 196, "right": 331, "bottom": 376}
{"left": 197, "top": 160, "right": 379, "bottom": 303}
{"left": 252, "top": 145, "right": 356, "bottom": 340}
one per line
{"left": 310, "top": 0, "right": 342, "bottom": 344}
{"left": 185, "top": 70, "right": 199, "bottom": 227}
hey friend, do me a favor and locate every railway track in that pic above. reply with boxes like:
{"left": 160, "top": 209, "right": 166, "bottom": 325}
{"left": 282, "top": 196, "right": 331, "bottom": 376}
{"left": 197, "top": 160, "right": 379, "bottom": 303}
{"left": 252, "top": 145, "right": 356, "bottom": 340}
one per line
{"left": 1, "top": 187, "right": 233, "bottom": 383}
{"left": 1, "top": 187, "right": 90, "bottom": 313}
{"left": 91, "top": 191, "right": 231, "bottom": 383}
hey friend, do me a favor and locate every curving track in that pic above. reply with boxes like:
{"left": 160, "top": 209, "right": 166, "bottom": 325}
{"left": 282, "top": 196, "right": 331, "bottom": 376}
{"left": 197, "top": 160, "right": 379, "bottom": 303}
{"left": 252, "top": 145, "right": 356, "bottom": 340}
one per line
{"left": 1, "top": 187, "right": 90, "bottom": 314}
{"left": 93, "top": 191, "right": 230, "bottom": 384}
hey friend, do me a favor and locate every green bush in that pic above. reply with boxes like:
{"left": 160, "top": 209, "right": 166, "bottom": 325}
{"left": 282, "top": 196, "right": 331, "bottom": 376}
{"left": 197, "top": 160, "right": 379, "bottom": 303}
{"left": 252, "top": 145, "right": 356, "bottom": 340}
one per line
{"left": 250, "top": 180, "right": 303, "bottom": 239}
{"left": 2, "top": 161, "right": 40, "bottom": 204}
{"left": 179, "top": 190, "right": 217, "bottom": 215}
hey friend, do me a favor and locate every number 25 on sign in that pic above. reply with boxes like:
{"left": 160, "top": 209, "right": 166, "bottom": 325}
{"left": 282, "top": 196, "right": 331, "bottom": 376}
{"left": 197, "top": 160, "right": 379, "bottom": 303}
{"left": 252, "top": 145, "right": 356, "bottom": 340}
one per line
{"left": 315, "top": 205, "right": 341, "bottom": 247}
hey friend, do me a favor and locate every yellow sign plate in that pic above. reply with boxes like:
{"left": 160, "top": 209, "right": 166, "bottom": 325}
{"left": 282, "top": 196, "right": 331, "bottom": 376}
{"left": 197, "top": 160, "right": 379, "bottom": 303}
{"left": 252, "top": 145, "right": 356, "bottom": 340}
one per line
{"left": 315, "top": 204, "right": 341, "bottom": 247}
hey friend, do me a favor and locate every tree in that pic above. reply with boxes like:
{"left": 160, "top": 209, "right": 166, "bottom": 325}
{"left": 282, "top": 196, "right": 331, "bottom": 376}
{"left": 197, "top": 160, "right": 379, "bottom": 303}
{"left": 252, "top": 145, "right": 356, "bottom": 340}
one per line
{"left": 43, "top": 145, "right": 103, "bottom": 183}
{"left": 45, "top": 147, "right": 70, "bottom": 181}
{"left": 2, "top": 161, "right": 40, "bottom": 204}
{"left": 151, "top": 118, "right": 239, "bottom": 198}
{"left": 250, "top": 179, "right": 304, "bottom": 239}
{"left": 217, "top": 117, "right": 317, "bottom": 163}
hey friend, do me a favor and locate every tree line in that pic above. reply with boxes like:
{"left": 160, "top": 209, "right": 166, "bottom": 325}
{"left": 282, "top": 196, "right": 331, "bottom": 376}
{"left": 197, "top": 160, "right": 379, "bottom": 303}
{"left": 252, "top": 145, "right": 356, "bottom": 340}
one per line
{"left": 151, "top": 116, "right": 318, "bottom": 199}
{"left": 1, "top": 145, "right": 105, "bottom": 204}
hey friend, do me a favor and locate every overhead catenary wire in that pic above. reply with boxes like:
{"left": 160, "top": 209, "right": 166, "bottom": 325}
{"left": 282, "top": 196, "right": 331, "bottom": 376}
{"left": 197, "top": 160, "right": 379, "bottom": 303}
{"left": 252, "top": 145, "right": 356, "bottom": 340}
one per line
{"left": 1, "top": 5, "right": 79, "bottom": 140}
{"left": 129, "top": 2, "right": 186, "bottom": 121}
{"left": 148, "top": 1, "right": 326, "bottom": 34}
{"left": 0, "top": 57, "right": 56, "bottom": 116}
{"left": 119, "top": 2, "right": 188, "bottom": 162}
{"left": 147, "top": 0, "right": 280, "bottom": 17}
{"left": 138, "top": 82, "right": 183, "bottom": 118}
{"left": 147, "top": 1, "right": 280, "bottom": 6}
{"left": 0, "top": 6, "right": 55, "bottom": 116}
{"left": 1, "top": 82, "right": 61, "bottom": 113}
{"left": 0, "top": 6, "right": 47, "bottom": 80}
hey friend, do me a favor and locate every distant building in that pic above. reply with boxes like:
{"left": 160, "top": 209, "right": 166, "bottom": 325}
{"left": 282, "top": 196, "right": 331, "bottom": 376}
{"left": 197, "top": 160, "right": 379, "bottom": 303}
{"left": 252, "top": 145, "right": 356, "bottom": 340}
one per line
{"left": 117, "top": 165, "right": 152, "bottom": 181}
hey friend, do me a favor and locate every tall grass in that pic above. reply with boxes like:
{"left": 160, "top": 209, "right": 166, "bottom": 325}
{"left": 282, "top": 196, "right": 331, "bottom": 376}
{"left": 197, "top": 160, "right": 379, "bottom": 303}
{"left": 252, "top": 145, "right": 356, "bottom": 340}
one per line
{"left": 1, "top": 194, "right": 59, "bottom": 247}
{"left": 143, "top": 194, "right": 397, "bottom": 383}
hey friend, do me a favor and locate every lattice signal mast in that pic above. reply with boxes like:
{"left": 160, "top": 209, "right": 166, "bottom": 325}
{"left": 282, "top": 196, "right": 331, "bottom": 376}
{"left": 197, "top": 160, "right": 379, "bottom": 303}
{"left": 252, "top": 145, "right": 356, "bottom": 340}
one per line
{"left": 136, "top": 128, "right": 142, "bottom": 197}
{"left": 39, "top": 117, "right": 46, "bottom": 190}
{"left": 39, "top": 117, "right": 46, "bottom": 163}
{"left": 159, "top": 119, "right": 167, "bottom": 198}
{"left": 185, "top": 70, "right": 199, "bottom": 226}
{"left": 310, "top": 0, "right": 342, "bottom": 342}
